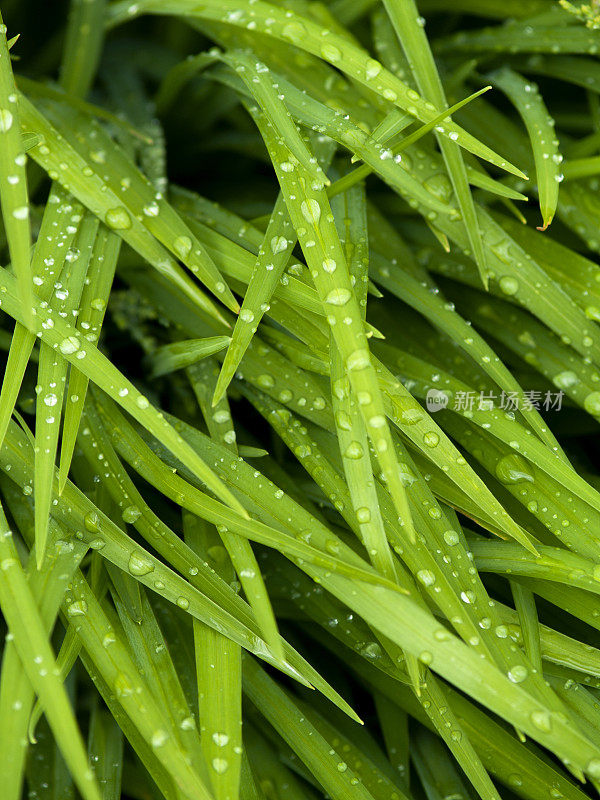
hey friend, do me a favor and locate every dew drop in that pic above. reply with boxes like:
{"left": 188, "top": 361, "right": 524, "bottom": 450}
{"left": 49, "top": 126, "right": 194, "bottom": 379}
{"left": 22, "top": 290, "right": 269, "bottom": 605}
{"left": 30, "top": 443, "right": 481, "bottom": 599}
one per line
{"left": 499, "top": 276, "right": 519, "bottom": 296}
{"left": 356, "top": 507, "right": 371, "bottom": 523}
{"left": 584, "top": 391, "right": 600, "bottom": 416}
{"left": 67, "top": 600, "right": 88, "bottom": 616}
{"left": 151, "top": 729, "right": 168, "bottom": 748}
{"left": 105, "top": 207, "right": 132, "bottom": 230}
{"left": 300, "top": 199, "right": 321, "bottom": 225}
{"left": 344, "top": 441, "right": 363, "bottom": 459}
{"left": 443, "top": 530, "right": 459, "bottom": 546}
{"left": 128, "top": 551, "right": 155, "bottom": 576}
{"left": 423, "top": 431, "right": 439, "bottom": 448}
{"left": 271, "top": 235, "right": 287, "bottom": 254}
{"left": 173, "top": 235, "right": 192, "bottom": 258}
{"left": 59, "top": 336, "right": 80, "bottom": 355}
{"left": 552, "top": 371, "right": 579, "bottom": 390}
{"left": 321, "top": 43, "right": 342, "bottom": 62}
{"left": 325, "top": 288, "right": 351, "bottom": 306}
{"left": 365, "top": 59, "right": 382, "bottom": 80}
{"left": 530, "top": 709, "right": 552, "bottom": 732}
{"left": 122, "top": 505, "right": 141, "bottom": 524}
{"left": 507, "top": 664, "right": 528, "bottom": 683}
{"left": 495, "top": 453, "right": 534, "bottom": 484}
{"left": 417, "top": 569, "right": 436, "bottom": 586}
{"left": 0, "top": 109, "right": 14, "bottom": 132}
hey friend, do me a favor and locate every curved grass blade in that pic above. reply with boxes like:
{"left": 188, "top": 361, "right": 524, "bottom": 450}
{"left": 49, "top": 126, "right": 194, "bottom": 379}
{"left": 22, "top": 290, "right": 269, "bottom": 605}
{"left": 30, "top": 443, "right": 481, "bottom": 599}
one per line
{"left": 18, "top": 95, "right": 231, "bottom": 323}
{"left": 438, "top": 23, "right": 600, "bottom": 56}
{"left": 371, "top": 252, "right": 562, "bottom": 452}
{"left": 78, "top": 398, "right": 366, "bottom": 718}
{"left": 445, "top": 281, "right": 600, "bottom": 425}
{"left": 107, "top": 0, "right": 526, "bottom": 177}
{"left": 510, "top": 581, "right": 543, "bottom": 673}
{"left": 93, "top": 395, "right": 400, "bottom": 593}
{"left": 220, "top": 51, "right": 330, "bottom": 190}
{"left": 471, "top": 538, "right": 600, "bottom": 598}
{"left": 488, "top": 67, "right": 561, "bottom": 230}
{"left": 388, "top": 145, "right": 600, "bottom": 371}
{"left": 329, "top": 185, "right": 396, "bottom": 580}
{"left": 149, "top": 335, "right": 231, "bottom": 378}
{"left": 110, "top": 585, "right": 208, "bottom": 781}
{"left": 0, "top": 492, "right": 87, "bottom": 800}
{"left": 327, "top": 86, "right": 494, "bottom": 202}
{"left": 371, "top": 356, "right": 535, "bottom": 551}
{"left": 37, "top": 96, "right": 240, "bottom": 314}
{"left": 0, "top": 418, "right": 297, "bottom": 674}
{"left": 244, "top": 655, "right": 381, "bottom": 800}
{"left": 0, "top": 185, "right": 81, "bottom": 454}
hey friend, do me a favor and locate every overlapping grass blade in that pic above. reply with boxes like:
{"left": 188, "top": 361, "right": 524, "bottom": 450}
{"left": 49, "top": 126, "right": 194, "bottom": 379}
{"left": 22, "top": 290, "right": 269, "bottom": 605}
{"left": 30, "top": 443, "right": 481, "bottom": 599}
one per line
{"left": 0, "top": 507, "right": 102, "bottom": 800}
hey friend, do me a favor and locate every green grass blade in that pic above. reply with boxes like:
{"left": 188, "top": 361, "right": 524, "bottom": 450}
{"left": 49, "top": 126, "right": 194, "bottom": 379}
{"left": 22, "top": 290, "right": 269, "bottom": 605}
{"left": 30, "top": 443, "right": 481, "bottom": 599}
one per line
{"left": 0, "top": 13, "right": 33, "bottom": 325}
{"left": 489, "top": 67, "right": 562, "bottom": 229}
{"left": 60, "top": 0, "right": 106, "bottom": 97}
{"left": 107, "top": 0, "right": 526, "bottom": 177}
{"left": 87, "top": 704, "right": 124, "bottom": 800}
{"left": 34, "top": 211, "right": 98, "bottom": 567}
{"left": 213, "top": 193, "right": 297, "bottom": 405}
{"left": 58, "top": 225, "right": 121, "bottom": 492}
{"left": 382, "top": 0, "right": 489, "bottom": 285}
{"left": 149, "top": 336, "right": 231, "bottom": 378}
{"left": 249, "top": 103, "right": 415, "bottom": 541}
{"left": 0, "top": 509, "right": 102, "bottom": 800}
{"left": 185, "top": 512, "right": 243, "bottom": 800}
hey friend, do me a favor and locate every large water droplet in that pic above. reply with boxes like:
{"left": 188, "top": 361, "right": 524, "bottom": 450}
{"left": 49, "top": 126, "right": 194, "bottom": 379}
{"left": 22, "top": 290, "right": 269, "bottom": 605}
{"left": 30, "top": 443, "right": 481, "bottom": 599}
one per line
{"left": 67, "top": 599, "right": 88, "bottom": 616}
{"left": 128, "top": 551, "right": 155, "bottom": 576}
{"left": 530, "top": 709, "right": 552, "bottom": 732}
{"left": 321, "top": 43, "right": 342, "bottom": 62}
{"left": 105, "top": 207, "right": 132, "bottom": 230}
{"left": 496, "top": 454, "right": 534, "bottom": 484}
{"left": 584, "top": 391, "right": 600, "bottom": 416}
{"left": 365, "top": 59, "right": 382, "bottom": 80}
{"left": 0, "top": 109, "right": 14, "bottom": 132}
{"left": 300, "top": 199, "right": 321, "bottom": 225}
{"left": 507, "top": 664, "right": 528, "bottom": 683}
{"left": 552, "top": 371, "right": 579, "bottom": 390}
{"left": 499, "top": 276, "right": 519, "bottom": 296}
{"left": 344, "top": 440, "right": 363, "bottom": 459}
{"left": 59, "top": 336, "right": 80, "bottom": 355}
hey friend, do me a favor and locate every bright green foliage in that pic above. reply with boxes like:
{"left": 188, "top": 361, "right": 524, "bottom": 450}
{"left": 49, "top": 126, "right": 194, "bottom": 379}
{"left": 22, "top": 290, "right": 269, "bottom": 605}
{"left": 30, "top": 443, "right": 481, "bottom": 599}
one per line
{"left": 3, "top": 2, "right": 600, "bottom": 800}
